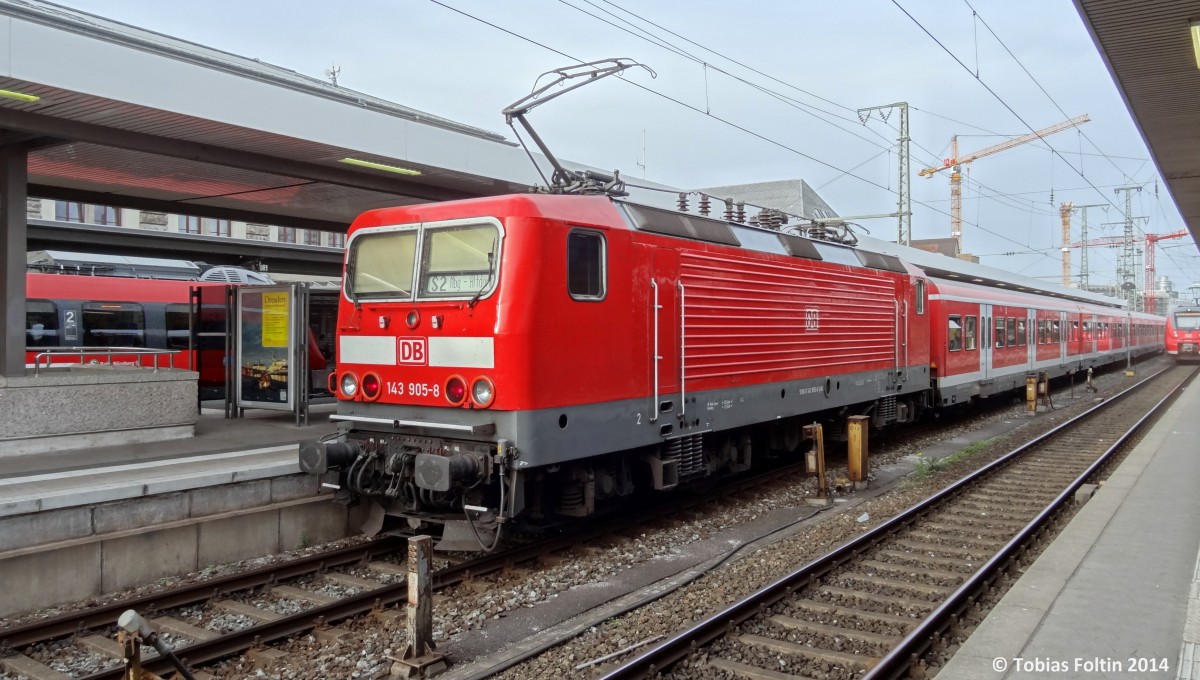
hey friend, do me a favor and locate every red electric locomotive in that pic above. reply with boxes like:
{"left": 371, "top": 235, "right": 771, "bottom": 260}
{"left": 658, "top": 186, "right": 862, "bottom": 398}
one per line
{"left": 1166, "top": 305, "right": 1200, "bottom": 361}
{"left": 301, "top": 193, "right": 939, "bottom": 547}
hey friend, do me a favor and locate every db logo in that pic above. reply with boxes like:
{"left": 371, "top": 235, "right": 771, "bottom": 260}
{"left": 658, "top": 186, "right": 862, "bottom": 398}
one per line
{"left": 805, "top": 307, "right": 820, "bottom": 332}
{"left": 398, "top": 338, "right": 427, "bottom": 365}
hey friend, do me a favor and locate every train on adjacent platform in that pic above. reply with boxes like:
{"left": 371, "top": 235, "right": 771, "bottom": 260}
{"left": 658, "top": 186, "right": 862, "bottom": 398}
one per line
{"left": 24, "top": 272, "right": 330, "bottom": 396}
{"left": 298, "top": 193, "right": 1165, "bottom": 550}
{"left": 1165, "top": 305, "right": 1200, "bottom": 361}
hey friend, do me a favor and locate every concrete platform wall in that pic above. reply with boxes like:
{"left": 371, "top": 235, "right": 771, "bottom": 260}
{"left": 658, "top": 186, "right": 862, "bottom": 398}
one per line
{"left": 0, "top": 366, "right": 198, "bottom": 455}
{"left": 0, "top": 474, "right": 364, "bottom": 617}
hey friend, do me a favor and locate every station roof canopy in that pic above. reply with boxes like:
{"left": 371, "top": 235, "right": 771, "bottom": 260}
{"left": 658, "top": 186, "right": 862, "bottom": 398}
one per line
{"left": 0, "top": 0, "right": 548, "bottom": 234}
{"left": 1075, "top": 0, "right": 1200, "bottom": 248}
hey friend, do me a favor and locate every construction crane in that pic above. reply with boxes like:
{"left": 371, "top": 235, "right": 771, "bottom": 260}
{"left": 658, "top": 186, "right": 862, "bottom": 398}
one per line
{"left": 1068, "top": 229, "right": 1188, "bottom": 312}
{"left": 919, "top": 114, "right": 1090, "bottom": 254}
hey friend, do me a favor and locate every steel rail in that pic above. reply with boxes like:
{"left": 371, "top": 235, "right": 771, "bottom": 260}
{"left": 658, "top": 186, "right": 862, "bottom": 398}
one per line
{"left": 598, "top": 363, "right": 1189, "bottom": 679}
{"left": 0, "top": 537, "right": 405, "bottom": 649}
{"left": 69, "top": 458, "right": 811, "bottom": 680}
{"left": 864, "top": 366, "right": 1196, "bottom": 679}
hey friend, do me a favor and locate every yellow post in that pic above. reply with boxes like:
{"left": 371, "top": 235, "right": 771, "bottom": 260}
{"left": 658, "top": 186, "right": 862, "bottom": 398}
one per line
{"left": 847, "top": 415, "right": 870, "bottom": 489}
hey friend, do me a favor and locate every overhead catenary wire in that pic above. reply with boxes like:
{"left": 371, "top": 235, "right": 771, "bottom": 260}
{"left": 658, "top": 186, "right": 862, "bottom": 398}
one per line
{"left": 426, "top": 0, "right": 1106, "bottom": 271}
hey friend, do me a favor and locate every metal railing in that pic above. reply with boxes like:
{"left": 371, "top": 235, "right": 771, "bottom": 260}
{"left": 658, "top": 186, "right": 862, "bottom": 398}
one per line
{"left": 30, "top": 347, "right": 182, "bottom": 376}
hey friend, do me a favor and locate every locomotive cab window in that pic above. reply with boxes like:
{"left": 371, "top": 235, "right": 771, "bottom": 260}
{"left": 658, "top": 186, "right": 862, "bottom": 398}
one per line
{"left": 26, "top": 300, "right": 59, "bottom": 347}
{"left": 947, "top": 315, "right": 963, "bottom": 352}
{"left": 964, "top": 315, "right": 977, "bottom": 351}
{"left": 82, "top": 302, "right": 146, "bottom": 347}
{"left": 568, "top": 230, "right": 606, "bottom": 300}
{"left": 348, "top": 228, "right": 418, "bottom": 299}
{"left": 419, "top": 223, "right": 500, "bottom": 298}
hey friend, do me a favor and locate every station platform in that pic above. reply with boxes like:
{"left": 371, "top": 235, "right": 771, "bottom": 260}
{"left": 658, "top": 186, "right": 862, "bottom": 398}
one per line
{"left": 938, "top": 381, "right": 1200, "bottom": 680}
{"left": 0, "top": 403, "right": 355, "bottom": 618}
{"left": 0, "top": 402, "right": 337, "bottom": 479}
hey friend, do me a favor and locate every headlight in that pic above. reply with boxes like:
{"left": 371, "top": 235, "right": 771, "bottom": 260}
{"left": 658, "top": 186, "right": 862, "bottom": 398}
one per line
{"left": 471, "top": 377, "right": 495, "bottom": 408}
{"left": 340, "top": 372, "right": 359, "bottom": 398}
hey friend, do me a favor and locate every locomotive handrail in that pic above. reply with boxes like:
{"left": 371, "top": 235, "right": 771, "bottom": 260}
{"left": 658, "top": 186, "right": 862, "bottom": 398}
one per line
{"left": 651, "top": 279, "right": 660, "bottom": 423}
{"left": 679, "top": 281, "right": 686, "bottom": 417}
{"left": 31, "top": 346, "right": 181, "bottom": 376}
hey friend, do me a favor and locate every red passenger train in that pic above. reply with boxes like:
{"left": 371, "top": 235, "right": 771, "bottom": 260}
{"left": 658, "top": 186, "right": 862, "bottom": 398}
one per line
{"left": 24, "top": 272, "right": 329, "bottom": 396}
{"left": 298, "top": 194, "right": 1163, "bottom": 548}
{"left": 1165, "top": 305, "right": 1200, "bottom": 361}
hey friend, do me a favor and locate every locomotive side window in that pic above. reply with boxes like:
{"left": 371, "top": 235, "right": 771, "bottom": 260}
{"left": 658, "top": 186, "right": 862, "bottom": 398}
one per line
{"left": 964, "top": 315, "right": 977, "bottom": 351}
{"left": 82, "top": 302, "right": 146, "bottom": 347}
{"left": 166, "top": 303, "right": 191, "bottom": 350}
{"left": 947, "top": 315, "right": 963, "bottom": 352}
{"left": 419, "top": 223, "right": 499, "bottom": 298}
{"left": 26, "top": 300, "right": 60, "bottom": 347}
{"left": 348, "top": 228, "right": 418, "bottom": 299}
{"left": 568, "top": 230, "right": 606, "bottom": 300}
{"left": 915, "top": 279, "right": 925, "bottom": 314}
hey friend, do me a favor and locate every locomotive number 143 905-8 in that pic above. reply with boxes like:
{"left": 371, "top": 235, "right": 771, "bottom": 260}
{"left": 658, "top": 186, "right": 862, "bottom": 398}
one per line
{"left": 385, "top": 381, "right": 441, "bottom": 398}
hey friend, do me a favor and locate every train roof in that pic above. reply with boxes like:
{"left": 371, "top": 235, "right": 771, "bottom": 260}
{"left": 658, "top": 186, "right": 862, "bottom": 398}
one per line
{"left": 28, "top": 250, "right": 202, "bottom": 279}
{"left": 852, "top": 235, "right": 1128, "bottom": 310}
{"left": 349, "top": 194, "right": 1134, "bottom": 311}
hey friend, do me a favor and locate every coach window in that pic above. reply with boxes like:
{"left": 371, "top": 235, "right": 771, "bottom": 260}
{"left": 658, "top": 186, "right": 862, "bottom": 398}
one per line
{"left": 915, "top": 279, "right": 925, "bottom": 314}
{"left": 1051, "top": 321, "right": 1061, "bottom": 344}
{"left": 965, "top": 315, "right": 977, "bottom": 351}
{"left": 568, "top": 230, "right": 606, "bottom": 300}
{"left": 948, "top": 315, "right": 963, "bottom": 351}
{"left": 26, "top": 300, "right": 59, "bottom": 347}
{"left": 994, "top": 316, "right": 1005, "bottom": 348}
{"left": 1016, "top": 319, "right": 1027, "bottom": 347}
{"left": 166, "top": 304, "right": 191, "bottom": 350}
{"left": 82, "top": 302, "right": 146, "bottom": 347}
{"left": 1038, "top": 320, "right": 1046, "bottom": 344}
{"left": 1006, "top": 318, "right": 1016, "bottom": 348}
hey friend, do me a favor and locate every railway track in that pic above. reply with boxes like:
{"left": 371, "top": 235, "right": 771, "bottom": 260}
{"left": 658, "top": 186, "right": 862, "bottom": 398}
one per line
{"left": 598, "top": 363, "right": 1197, "bottom": 680}
{"left": 0, "top": 453, "right": 818, "bottom": 680}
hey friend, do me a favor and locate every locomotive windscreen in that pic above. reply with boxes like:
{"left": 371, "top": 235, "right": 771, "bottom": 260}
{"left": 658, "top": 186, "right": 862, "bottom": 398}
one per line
{"left": 346, "top": 221, "right": 500, "bottom": 301}
{"left": 1175, "top": 312, "right": 1200, "bottom": 330}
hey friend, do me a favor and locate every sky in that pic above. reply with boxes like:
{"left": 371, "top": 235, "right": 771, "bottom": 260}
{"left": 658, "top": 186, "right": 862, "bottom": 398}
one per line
{"left": 53, "top": 0, "right": 1200, "bottom": 293}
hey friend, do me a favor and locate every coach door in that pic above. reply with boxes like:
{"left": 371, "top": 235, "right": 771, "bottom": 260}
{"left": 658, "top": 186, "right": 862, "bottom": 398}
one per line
{"left": 1086, "top": 314, "right": 1098, "bottom": 360}
{"left": 980, "top": 303, "right": 993, "bottom": 379}
{"left": 1060, "top": 311, "right": 1069, "bottom": 364}
{"left": 650, "top": 247, "right": 681, "bottom": 423}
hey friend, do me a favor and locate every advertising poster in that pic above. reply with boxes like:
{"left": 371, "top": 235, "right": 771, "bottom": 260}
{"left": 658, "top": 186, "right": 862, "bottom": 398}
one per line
{"left": 236, "top": 287, "right": 294, "bottom": 410}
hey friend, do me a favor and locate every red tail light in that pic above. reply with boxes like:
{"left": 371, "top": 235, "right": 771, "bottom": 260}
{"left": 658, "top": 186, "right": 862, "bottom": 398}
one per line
{"left": 362, "top": 372, "right": 382, "bottom": 401}
{"left": 445, "top": 376, "right": 467, "bottom": 405}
